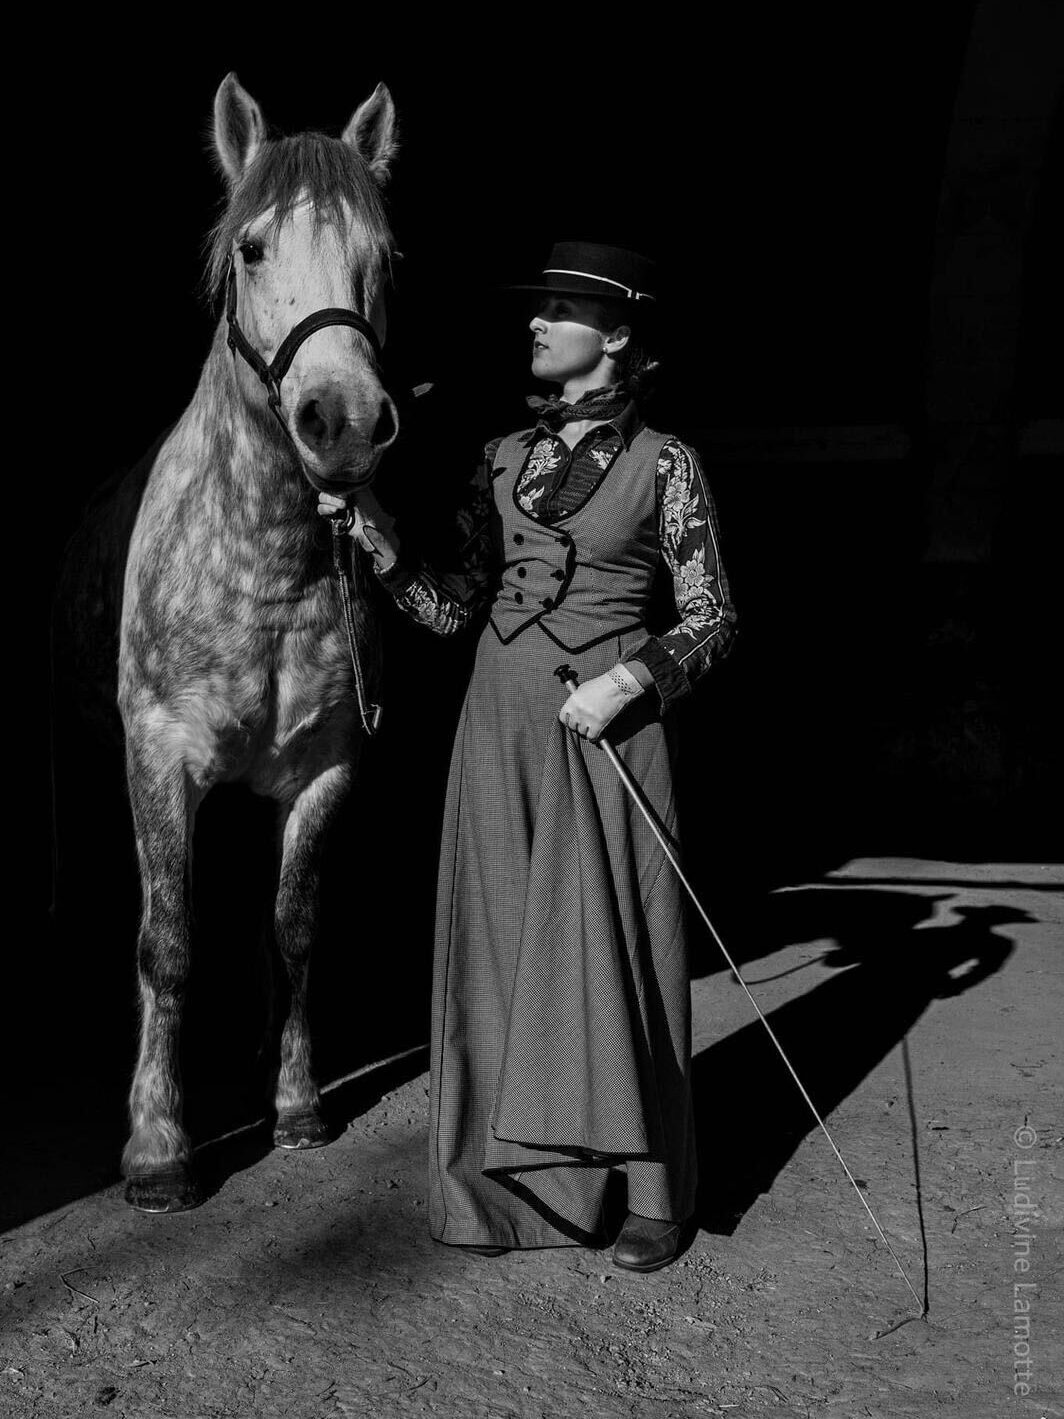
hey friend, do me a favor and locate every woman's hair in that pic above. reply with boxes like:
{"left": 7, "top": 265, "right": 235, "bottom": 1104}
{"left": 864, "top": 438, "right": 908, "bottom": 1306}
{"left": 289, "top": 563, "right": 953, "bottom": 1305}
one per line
{"left": 591, "top": 298, "right": 661, "bottom": 404}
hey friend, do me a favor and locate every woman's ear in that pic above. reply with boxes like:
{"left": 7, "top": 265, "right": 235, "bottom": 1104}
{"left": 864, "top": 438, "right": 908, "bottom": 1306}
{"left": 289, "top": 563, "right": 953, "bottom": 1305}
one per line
{"left": 604, "top": 324, "right": 631, "bottom": 356}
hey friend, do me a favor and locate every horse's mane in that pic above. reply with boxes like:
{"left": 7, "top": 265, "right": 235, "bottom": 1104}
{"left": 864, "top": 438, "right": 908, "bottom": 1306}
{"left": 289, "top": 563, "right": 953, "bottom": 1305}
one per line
{"left": 205, "top": 131, "right": 393, "bottom": 297}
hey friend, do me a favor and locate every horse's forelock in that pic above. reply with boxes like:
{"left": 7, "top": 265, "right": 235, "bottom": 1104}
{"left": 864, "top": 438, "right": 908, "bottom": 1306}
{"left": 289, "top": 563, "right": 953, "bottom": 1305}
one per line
{"left": 204, "top": 132, "right": 392, "bottom": 299}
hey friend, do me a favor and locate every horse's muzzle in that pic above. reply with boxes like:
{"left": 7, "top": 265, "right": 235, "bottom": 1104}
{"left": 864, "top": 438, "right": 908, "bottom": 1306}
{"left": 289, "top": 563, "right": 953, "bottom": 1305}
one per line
{"left": 296, "top": 386, "right": 398, "bottom": 458}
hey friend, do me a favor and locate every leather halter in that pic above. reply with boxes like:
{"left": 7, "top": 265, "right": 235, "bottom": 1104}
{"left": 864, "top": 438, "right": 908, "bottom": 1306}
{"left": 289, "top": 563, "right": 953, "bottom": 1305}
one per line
{"left": 223, "top": 252, "right": 385, "bottom": 739}
{"left": 224, "top": 254, "right": 383, "bottom": 424}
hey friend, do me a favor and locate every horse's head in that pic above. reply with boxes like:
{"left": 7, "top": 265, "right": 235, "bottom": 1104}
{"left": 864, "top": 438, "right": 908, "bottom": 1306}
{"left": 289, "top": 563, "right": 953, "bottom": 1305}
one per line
{"left": 211, "top": 74, "right": 400, "bottom": 491}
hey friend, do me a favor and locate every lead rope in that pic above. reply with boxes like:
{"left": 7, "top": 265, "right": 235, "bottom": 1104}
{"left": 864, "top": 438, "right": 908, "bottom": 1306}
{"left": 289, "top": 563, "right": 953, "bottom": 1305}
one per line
{"left": 331, "top": 521, "right": 382, "bottom": 737}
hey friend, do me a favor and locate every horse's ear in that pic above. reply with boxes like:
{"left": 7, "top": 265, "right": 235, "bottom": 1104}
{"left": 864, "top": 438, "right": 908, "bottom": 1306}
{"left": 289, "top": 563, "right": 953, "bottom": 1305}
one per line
{"left": 342, "top": 82, "right": 399, "bottom": 184}
{"left": 213, "top": 72, "right": 265, "bottom": 186}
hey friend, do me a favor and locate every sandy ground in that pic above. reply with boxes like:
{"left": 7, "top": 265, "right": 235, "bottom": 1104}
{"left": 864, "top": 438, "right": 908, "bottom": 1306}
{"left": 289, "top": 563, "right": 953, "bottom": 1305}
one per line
{"left": 4, "top": 857, "right": 1062, "bottom": 1419}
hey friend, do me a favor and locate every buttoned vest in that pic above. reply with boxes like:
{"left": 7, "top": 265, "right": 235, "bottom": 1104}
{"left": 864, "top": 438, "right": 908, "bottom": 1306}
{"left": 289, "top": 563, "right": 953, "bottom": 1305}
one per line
{"left": 488, "top": 425, "right": 670, "bottom": 652}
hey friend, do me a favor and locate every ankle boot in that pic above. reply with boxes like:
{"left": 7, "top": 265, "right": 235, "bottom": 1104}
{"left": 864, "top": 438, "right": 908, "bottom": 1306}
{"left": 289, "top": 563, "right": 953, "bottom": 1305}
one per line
{"left": 612, "top": 1213, "right": 686, "bottom": 1273}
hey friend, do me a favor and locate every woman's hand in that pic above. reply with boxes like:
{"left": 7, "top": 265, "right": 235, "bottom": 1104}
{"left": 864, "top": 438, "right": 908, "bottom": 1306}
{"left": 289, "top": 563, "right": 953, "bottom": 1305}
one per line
{"left": 316, "top": 488, "right": 399, "bottom": 570}
{"left": 558, "top": 666, "right": 644, "bottom": 743}
{"left": 317, "top": 489, "right": 351, "bottom": 527}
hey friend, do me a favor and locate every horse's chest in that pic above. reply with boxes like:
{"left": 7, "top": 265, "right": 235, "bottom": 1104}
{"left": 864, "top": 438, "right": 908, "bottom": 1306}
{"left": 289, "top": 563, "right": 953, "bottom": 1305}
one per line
{"left": 225, "top": 619, "right": 351, "bottom": 747}
{"left": 250, "top": 625, "right": 355, "bottom": 790}
{"left": 266, "top": 621, "right": 350, "bottom": 727}
{"left": 134, "top": 606, "right": 353, "bottom": 789}
{"left": 121, "top": 506, "right": 367, "bottom": 789}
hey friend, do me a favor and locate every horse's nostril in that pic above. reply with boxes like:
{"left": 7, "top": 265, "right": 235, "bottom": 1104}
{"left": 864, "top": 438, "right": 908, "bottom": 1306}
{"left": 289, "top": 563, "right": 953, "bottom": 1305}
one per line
{"left": 297, "top": 391, "right": 346, "bottom": 450}
{"left": 298, "top": 400, "right": 327, "bottom": 446}
{"left": 371, "top": 398, "right": 397, "bottom": 448}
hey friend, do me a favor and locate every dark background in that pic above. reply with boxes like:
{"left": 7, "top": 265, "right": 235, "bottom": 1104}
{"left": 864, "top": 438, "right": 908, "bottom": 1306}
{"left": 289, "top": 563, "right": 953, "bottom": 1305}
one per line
{"left": 28, "top": 6, "right": 1063, "bottom": 1225}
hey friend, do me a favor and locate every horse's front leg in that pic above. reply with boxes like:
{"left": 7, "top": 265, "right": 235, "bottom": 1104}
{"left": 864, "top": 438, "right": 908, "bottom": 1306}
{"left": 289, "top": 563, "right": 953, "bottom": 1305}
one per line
{"left": 121, "top": 727, "right": 201, "bottom": 1211}
{"left": 272, "top": 757, "right": 354, "bottom": 1149}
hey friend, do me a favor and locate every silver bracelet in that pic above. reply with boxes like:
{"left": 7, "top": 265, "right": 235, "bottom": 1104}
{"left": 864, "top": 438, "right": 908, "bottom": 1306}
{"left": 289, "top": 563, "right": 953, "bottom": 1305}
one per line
{"left": 608, "top": 667, "right": 640, "bottom": 698}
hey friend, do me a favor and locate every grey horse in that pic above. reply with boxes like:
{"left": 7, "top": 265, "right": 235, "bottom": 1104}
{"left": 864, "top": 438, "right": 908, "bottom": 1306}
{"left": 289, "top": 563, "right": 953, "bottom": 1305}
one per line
{"left": 117, "top": 73, "right": 399, "bottom": 1211}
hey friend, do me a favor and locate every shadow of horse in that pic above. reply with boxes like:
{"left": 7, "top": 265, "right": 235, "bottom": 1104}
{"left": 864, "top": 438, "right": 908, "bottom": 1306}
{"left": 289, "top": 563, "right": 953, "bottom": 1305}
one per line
{"left": 691, "top": 891, "right": 1025, "bottom": 1233}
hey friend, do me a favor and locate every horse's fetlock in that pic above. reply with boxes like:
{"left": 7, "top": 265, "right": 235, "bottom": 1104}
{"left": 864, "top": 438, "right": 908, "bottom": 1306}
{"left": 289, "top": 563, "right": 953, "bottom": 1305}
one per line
{"left": 276, "top": 1026, "right": 316, "bottom": 1114}
{"left": 275, "top": 1073, "right": 320, "bottom": 1115}
{"left": 123, "top": 1118, "right": 190, "bottom": 1173}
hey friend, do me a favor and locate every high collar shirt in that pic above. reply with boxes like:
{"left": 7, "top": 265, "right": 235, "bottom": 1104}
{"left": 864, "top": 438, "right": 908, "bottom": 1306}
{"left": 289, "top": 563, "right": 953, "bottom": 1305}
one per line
{"left": 376, "top": 405, "right": 736, "bottom": 709}
{"left": 519, "top": 400, "right": 643, "bottom": 524}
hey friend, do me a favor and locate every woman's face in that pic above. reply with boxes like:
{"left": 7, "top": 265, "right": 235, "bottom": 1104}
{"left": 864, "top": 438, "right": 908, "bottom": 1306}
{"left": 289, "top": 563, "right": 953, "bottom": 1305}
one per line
{"left": 529, "top": 295, "right": 618, "bottom": 384}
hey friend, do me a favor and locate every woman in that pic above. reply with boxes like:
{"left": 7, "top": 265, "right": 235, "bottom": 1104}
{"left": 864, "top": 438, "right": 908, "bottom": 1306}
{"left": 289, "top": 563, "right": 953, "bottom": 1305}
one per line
{"left": 320, "top": 242, "right": 736, "bottom": 1272}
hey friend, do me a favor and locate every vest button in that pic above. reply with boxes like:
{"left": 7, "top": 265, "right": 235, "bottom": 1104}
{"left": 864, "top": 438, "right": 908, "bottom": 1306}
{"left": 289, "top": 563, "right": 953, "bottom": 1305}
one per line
{"left": 517, "top": 566, "right": 527, "bottom": 578}
{"left": 551, "top": 569, "right": 565, "bottom": 581}
{"left": 540, "top": 596, "right": 554, "bottom": 610}
{"left": 514, "top": 591, "right": 524, "bottom": 604}
{"left": 513, "top": 532, "right": 525, "bottom": 544}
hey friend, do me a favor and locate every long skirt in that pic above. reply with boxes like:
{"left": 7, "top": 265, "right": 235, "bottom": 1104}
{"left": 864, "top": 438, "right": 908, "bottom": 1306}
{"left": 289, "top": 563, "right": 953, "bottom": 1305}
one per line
{"left": 428, "top": 620, "right": 697, "bottom": 1248}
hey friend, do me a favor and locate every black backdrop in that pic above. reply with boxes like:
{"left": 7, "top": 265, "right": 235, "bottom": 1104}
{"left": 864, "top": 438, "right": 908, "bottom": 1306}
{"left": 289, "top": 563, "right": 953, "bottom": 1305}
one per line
{"left": 31, "top": 10, "right": 1060, "bottom": 1220}
{"left": 50, "top": 13, "right": 975, "bottom": 442}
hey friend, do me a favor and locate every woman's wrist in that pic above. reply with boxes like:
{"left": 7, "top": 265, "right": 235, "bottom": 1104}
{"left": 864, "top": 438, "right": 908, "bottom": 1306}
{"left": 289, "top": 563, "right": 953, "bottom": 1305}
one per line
{"left": 361, "top": 526, "right": 400, "bottom": 572}
{"left": 606, "top": 663, "right": 645, "bottom": 699}
{"left": 348, "top": 491, "right": 401, "bottom": 571}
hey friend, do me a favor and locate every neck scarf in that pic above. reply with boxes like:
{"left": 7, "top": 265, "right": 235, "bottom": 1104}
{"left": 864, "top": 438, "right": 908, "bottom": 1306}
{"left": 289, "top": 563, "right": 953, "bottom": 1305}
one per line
{"left": 526, "top": 384, "right": 630, "bottom": 432}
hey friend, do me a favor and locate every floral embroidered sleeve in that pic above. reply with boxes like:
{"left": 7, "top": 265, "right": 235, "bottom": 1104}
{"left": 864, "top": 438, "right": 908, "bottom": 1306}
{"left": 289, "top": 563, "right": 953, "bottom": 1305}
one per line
{"left": 623, "top": 439, "right": 737, "bottom": 709}
{"left": 374, "top": 438, "right": 501, "bottom": 636}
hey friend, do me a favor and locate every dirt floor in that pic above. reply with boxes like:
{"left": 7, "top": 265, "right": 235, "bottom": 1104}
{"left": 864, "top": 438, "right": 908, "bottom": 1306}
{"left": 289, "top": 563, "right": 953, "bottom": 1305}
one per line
{"left": 4, "top": 857, "right": 1061, "bottom": 1419}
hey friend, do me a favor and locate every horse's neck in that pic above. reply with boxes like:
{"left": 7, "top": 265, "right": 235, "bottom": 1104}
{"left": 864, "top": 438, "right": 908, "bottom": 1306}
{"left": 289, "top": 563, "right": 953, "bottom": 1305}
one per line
{"left": 183, "top": 325, "right": 319, "bottom": 561}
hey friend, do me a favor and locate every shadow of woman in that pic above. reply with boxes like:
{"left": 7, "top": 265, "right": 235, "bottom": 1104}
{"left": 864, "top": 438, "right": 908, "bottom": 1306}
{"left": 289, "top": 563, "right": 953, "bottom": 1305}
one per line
{"left": 691, "top": 891, "right": 1027, "bottom": 1233}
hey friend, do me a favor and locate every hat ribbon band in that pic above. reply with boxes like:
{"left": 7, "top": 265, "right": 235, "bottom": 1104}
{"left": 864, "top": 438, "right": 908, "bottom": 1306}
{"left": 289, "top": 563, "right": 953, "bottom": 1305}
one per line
{"left": 542, "top": 268, "right": 656, "bottom": 301}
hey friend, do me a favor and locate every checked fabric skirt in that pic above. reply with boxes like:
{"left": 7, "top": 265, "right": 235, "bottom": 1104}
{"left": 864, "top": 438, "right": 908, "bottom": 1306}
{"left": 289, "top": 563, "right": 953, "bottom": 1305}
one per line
{"left": 427, "top": 620, "right": 697, "bottom": 1249}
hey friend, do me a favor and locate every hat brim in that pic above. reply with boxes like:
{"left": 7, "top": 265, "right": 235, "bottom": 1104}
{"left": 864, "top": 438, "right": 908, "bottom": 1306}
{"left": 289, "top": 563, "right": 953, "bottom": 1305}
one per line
{"left": 504, "top": 281, "right": 659, "bottom": 309}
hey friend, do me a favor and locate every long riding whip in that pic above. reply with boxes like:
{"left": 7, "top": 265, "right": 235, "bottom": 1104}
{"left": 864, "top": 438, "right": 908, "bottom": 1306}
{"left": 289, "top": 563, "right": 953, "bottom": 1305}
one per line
{"left": 554, "top": 664, "right": 925, "bottom": 1322}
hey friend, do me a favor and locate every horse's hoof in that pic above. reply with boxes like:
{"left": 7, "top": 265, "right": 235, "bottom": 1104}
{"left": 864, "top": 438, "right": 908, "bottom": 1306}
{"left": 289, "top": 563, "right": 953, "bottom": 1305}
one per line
{"left": 274, "top": 1108, "right": 331, "bottom": 1150}
{"left": 124, "top": 1166, "right": 202, "bottom": 1213}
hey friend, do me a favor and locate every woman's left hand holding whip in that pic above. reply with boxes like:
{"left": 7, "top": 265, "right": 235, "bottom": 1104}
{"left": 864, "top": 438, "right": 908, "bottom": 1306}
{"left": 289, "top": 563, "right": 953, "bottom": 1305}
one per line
{"left": 558, "top": 664, "right": 644, "bottom": 742}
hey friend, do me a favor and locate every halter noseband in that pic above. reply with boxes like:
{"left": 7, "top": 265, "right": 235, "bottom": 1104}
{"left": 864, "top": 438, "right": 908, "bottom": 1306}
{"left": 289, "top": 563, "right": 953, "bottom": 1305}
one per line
{"left": 223, "top": 253, "right": 384, "bottom": 426}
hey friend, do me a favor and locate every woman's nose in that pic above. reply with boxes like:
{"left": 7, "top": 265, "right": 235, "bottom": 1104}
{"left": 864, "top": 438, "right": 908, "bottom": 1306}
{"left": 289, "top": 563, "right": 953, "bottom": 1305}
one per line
{"left": 529, "top": 315, "right": 547, "bottom": 334}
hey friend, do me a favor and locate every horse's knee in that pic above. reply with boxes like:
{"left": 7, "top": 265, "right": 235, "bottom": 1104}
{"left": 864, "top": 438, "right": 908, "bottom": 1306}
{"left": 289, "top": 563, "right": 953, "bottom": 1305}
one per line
{"left": 274, "top": 879, "right": 317, "bottom": 964}
{"left": 135, "top": 891, "right": 191, "bottom": 984}
{"left": 135, "top": 938, "right": 190, "bottom": 1003}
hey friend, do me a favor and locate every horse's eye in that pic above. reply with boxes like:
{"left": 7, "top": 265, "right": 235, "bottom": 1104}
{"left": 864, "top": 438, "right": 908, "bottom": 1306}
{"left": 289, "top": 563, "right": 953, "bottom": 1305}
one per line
{"left": 238, "top": 240, "right": 264, "bottom": 266}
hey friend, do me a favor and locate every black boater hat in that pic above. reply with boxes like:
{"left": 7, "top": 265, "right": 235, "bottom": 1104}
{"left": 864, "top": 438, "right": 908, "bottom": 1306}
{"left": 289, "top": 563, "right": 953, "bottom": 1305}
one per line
{"left": 509, "top": 240, "right": 658, "bottom": 305}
